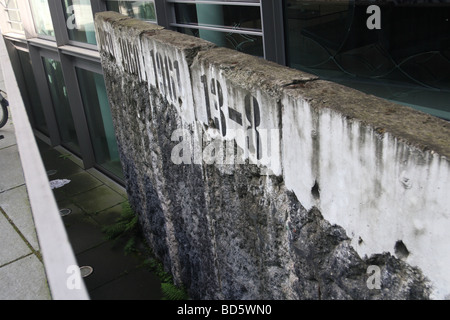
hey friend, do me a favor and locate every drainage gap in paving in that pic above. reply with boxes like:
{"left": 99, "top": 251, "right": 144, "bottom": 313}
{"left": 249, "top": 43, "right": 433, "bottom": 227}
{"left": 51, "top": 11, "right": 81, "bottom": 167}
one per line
{"left": 80, "top": 266, "right": 94, "bottom": 278}
{"left": 59, "top": 208, "right": 72, "bottom": 217}
{"left": 46, "top": 169, "right": 57, "bottom": 176}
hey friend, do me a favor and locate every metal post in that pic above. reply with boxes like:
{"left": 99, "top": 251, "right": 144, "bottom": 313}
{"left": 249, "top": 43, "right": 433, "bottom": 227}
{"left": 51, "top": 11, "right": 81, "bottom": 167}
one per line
{"left": 261, "top": 0, "right": 286, "bottom": 65}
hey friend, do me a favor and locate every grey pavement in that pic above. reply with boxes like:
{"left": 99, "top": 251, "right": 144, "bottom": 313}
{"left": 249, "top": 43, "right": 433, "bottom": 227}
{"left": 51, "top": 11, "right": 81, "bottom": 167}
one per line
{"left": 1, "top": 52, "right": 161, "bottom": 300}
{"left": 0, "top": 112, "right": 162, "bottom": 300}
{"left": 37, "top": 139, "right": 162, "bottom": 300}
{"left": 0, "top": 118, "right": 51, "bottom": 300}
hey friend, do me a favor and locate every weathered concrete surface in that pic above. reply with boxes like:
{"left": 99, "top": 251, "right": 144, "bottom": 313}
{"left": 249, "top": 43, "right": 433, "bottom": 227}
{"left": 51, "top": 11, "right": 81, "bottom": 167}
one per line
{"left": 95, "top": 12, "right": 449, "bottom": 299}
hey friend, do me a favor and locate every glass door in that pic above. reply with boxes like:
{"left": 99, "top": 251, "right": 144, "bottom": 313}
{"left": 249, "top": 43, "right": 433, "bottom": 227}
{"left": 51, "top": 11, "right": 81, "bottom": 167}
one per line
{"left": 75, "top": 67, "right": 123, "bottom": 179}
{"left": 42, "top": 57, "right": 80, "bottom": 154}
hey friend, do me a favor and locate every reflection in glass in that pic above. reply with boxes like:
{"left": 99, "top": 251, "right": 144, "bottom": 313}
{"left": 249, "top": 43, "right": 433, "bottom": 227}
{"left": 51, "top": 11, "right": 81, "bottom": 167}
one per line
{"left": 75, "top": 67, "right": 123, "bottom": 180}
{"left": 42, "top": 58, "right": 80, "bottom": 154}
{"left": 175, "top": 2, "right": 263, "bottom": 56}
{"left": 63, "top": 0, "right": 97, "bottom": 45}
{"left": 17, "top": 50, "right": 48, "bottom": 135}
{"left": 179, "top": 27, "right": 263, "bottom": 57}
{"left": 284, "top": 0, "right": 450, "bottom": 120}
{"left": 174, "top": 3, "right": 261, "bottom": 31}
{"left": 29, "top": 0, "right": 55, "bottom": 37}
{"left": 105, "top": 0, "right": 156, "bottom": 22}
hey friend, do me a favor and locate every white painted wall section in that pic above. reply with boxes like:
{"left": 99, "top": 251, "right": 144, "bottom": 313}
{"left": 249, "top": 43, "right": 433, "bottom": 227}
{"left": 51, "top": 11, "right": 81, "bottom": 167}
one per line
{"left": 282, "top": 96, "right": 450, "bottom": 299}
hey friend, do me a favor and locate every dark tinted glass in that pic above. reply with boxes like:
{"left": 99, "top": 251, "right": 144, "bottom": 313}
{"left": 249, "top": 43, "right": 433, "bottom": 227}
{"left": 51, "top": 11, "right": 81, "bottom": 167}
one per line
{"left": 284, "top": 0, "right": 450, "bottom": 120}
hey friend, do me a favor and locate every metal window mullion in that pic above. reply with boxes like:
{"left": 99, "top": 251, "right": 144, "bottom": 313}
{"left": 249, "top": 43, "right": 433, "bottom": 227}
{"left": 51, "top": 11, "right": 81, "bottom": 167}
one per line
{"left": 66, "top": 40, "right": 98, "bottom": 51}
{"left": 47, "top": 0, "right": 69, "bottom": 46}
{"left": 58, "top": 46, "right": 100, "bottom": 63}
{"left": 27, "top": 37, "right": 58, "bottom": 50}
{"left": 3, "top": 39, "right": 36, "bottom": 129}
{"left": 17, "top": 0, "right": 37, "bottom": 38}
{"left": 27, "top": 45, "right": 61, "bottom": 146}
{"left": 154, "top": 0, "right": 176, "bottom": 29}
{"left": 260, "top": 0, "right": 285, "bottom": 65}
{"left": 91, "top": 0, "right": 107, "bottom": 14}
{"left": 58, "top": 53, "right": 96, "bottom": 169}
{"left": 71, "top": 55, "right": 103, "bottom": 73}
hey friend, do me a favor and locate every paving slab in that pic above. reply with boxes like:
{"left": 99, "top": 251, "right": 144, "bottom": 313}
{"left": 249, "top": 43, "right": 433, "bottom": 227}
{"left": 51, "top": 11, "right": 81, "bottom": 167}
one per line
{"left": 72, "top": 185, "right": 126, "bottom": 214}
{"left": 87, "top": 168, "right": 128, "bottom": 198}
{"left": 0, "top": 254, "right": 50, "bottom": 300}
{"left": 0, "top": 185, "right": 40, "bottom": 250}
{"left": 35, "top": 139, "right": 163, "bottom": 300}
{"left": 91, "top": 203, "right": 123, "bottom": 226}
{"left": 40, "top": 148, "right": 84, "bottom": 180}
{"left": 0, "top": 144, "right": 25, "bottom": 192}
{"left": 0, "top": 208, "right": 32, "bottom": 266}
{"left": 74, "top": 240, "right": 143, "bottom": 291}
{"left": 62, "top": 211, "right": 107, "bottom": 255}
{"left": 58, "top": 171, "right": 103, "bottom": 197}
{"left": 0, "top": 122, "right": 16, "bottom": 148}
{"left": 89, "top": 266, "right": 162, "bottom": 300}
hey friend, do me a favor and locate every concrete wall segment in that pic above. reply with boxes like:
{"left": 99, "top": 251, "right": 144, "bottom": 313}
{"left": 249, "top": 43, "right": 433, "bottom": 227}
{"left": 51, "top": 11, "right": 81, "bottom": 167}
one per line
{"left": 95, "top": 12, "right": 449, "bottom": 299}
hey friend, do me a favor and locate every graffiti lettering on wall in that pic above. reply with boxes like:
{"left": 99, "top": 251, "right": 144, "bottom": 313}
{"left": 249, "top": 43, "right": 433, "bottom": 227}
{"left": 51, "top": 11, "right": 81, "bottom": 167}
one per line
{"left": 96, "top": 27, "right": 116, "bottom": 58}
{"left": 150, "top": 49, "right": 182, "bottom": 106}
{"left": 96, "top": 28, "right": 145, "bottom": 81}
{"left": 144, "top": 47, "right": 277, "bottom": 171}
{"left": 200, "top": 75, "right": 263, "bottom": 161}
{"left": 118, "top": 39, "right": 144, "bottom": 80}
{"left": 97, "top": 28, "right": 279, "bottom": 173}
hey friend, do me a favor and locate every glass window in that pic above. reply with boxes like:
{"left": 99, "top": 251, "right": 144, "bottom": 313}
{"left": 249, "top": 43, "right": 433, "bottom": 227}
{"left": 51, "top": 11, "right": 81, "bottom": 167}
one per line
{"left": 178, "top": 26, "right": 263, "bottom": 57}
{"left": 284, "top": 0, "right": 450, "bottom": 120}
{"left": 105, "top": 0, "right": 156, "bottom": 22}
{"left": 4, "top": 0, "right": 23, "bottom": 32}
{"left": 29, "top": 0, "right": 55, "bottom": 37}
{"left": 63, "top": 0, "right": 97, "bottom": 45}
{"left": 17, "top": 50, "right": 48, "bottom": 135}
{"left": 174, "top": 1, "right": 263, "bottom": 57}
{"left": 42, "top": 57, "right": 80, "bottom": 154}
{"left": 174, "top": 2, "right": 261, "bottom": 31}
{"left": 75, "top": 67, "right": 123, "bottom": 179}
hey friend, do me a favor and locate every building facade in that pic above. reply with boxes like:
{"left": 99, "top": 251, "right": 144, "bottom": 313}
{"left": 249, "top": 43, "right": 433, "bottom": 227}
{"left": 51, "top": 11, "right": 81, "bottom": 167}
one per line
{"left": 0, "top": 0, "right": 449, "bottom": 183}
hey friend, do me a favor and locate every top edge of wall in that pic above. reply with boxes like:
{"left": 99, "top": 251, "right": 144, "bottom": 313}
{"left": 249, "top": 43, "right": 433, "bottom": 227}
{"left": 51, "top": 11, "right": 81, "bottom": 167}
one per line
{"left": 283, "top": 78, "right": 450, "bottom": 159}
{"left": 95, "top": 12, "right": 450, "bottom": 160}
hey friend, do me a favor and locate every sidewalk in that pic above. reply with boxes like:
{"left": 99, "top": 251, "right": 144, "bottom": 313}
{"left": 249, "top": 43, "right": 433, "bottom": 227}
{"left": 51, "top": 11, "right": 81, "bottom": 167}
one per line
{"left": 0, "top": 120, "right": 51, "bottom": 300}
{"left": 1, "top": 34, "right": 88, "bottom": 299}
{"left": 0, "top": 37, "right": 161, "bottom": 300}
{"left": 0, "top": 119, "right": 162, "bottom": 300}
{"left": 37, "top": 139, "right": 162, "bottom": 300}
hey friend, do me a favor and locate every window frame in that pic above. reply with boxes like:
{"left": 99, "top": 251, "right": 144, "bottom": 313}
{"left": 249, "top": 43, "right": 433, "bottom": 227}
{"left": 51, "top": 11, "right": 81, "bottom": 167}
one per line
{"left": 102, "top": 0, "right": 157, "bottom": 23}
{"left": 50, "top": 0, "right": 101, "bottom": 49}
{"left": 29, "top": 0, "right": 57, "bottom": 41}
